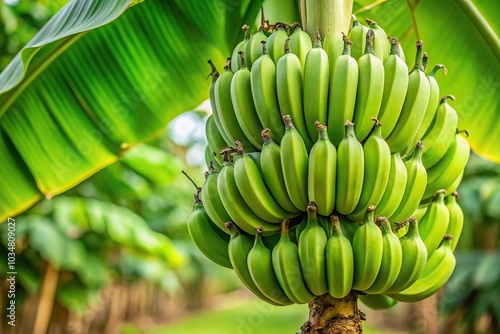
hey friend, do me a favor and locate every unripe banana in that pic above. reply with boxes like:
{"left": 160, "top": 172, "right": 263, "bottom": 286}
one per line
{"left": 205, "top": 115, "right": 227, "bottom": 166}
{"left": 298, "top": 202, "right": 328, "bottom": 296}
{"left": 272, "top": 220, "right": 315, "bottom": 304}
{"left": 359, "top": 294, "right": 398, "bottom": 310}
{"left": 308, "top": 122, "right": 337, "bottom": 216}
{"left": 188, "top": 191, "right": 232, "bottom": 269}
{"left": 418, "top": 189, "right": 450, "bottom": 255}
{"left": 208, "top": 60, "right": 232, "bottom": 145}
{"left": 226, "top": 222, "right": 282, "bottom": 305}
{"left": 281, "top": 115, "right": 309, "bottom": 211}
{"left": 326, "top": 216, "right": 354, "bottom": 298}
{"left": 231, "top": 52, "right": 264, "bottom": 149}
{"left": 378, "top": 38, "right": 409, "bottom": 138}
{"left": 251, "top": 41, "right": 285, "bottom": 143}
{"left": 365, "top": 217, "right": 403, "bottom": 294}
{"left": 303, "top": 34, "right": 330, "bottom": 142}
{"left": 276, "top": 38, "right": 314, "bottom": 150}
{"left": 267, "top": 23, "right": 289, "bottom": 63}
{"left": 445, "top": 191, "right": 464, "bottom": 251}
{"left": 327, "top": 33, "right": 359, "bottom": 147}
{"left": 386, "top": 40, "right": 431, "bottom": 153}
{"left": 366, "top": 19, "right": 390, "bottom": 61}
{"left": 200, "top": 165, "right": 231, "bottom": 233}
{"left": 389, "top": 142, "right": 427, "bottom": 223}
{"left": 353, "top": 29, "right": 385, "bottom": 142}
{"left": 245, "top": 29, "right": 268, "bottom": 70}
{"left": 350, "top": 118, "right": 391, "bottom": 221}
{"left": 231, "top": 25, "right": 250, "bottom": 72}
{"left": 289, "top": 23, "right": 313, "bottom": 68}
{"left": 352, "top": 205, "right": 384, "bottom": 291}
{"left": 339, "top": 215, "right": 360, "bottom": 244}
{"left": 348, "top": 15, "right": 368, "bottom": 60}
{"left": 384, "top": 217, "right": 428, "bottom": 294}
{"left": 248, "top": 227, "right": 293, "bottom": 305}
{"left": 375, "top": 152, "right": 408, "bottom": 219}
{"left": 336, "top": 121, "right": 364, "bottom": 215}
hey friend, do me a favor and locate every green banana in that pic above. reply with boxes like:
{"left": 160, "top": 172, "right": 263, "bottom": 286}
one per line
{"left": 384, "top": 217, "right": 427, "bottom": 294}
{"left": 204, "top": 145, "right": 221, "bottom": 171}
{"left": 386, "top": 40, "right": 431, "bottom": 153}
{"left": 375, "top": 152, "right": 408, "bottom": 219}
{"left": 389, "top": 142, "right": 427, "bottom": 223}
{"left": 234, "top": 141, "right": 295, "bottom": 223}
{"left": 231, "top": 51, "right": 264, "bottom": 149}
{"left": 298, "top": 202, "right": 328, "bottom": 296}
{"left": 188, "top": 191, "right": 232, "bottom": 269}
{"left": 445, "top": 191, "right": 464, "bottom": 251}
{"left": 352, "top": 205, "right": 384, "bottom": 291}
{"left": 289, "top": 23, "right": 313, "bottom": 68}
{"left": 214, "top": 58, "right": 257, "bottom": 151}
{"left": 336, "top": 121, "right": 364, "bottom": 215}
{"left": 276, "top": 38, "right": 314, "bottom": 150}
{"left": 353, "top": 29, "right": 385, "bottom": 142}
{"left": 421, "top": 96, "right": 459, "bottom": 168}
{"left": 365, "top": 217, "right": 403, "bottom": 294}
{"left": 226, "top": 222, "right": 282, "bottom": 305}
{"left": 206, "top": 115, "right": 227, "bottom": 166}
{"left": 308, "top": 122, "right": 337, "bottom": 216}
{"left": 303, "top": 34, "right": 330, "bottom": 142}
{"left": 200, "top": 165, "right": 232, "bottom": 233}
{"left": 272, "top": 219, "right": 315, "bottom": 304}
{"left": 327, "top": 33, "right": 359, "bottom": 147}
{"left": 348, "top": 15, "right": 368, "bottom": 60}
{"left": 339, "top": 215, "right": 360, "bottom": 244}
{"left": 247, "top": 227, "right": 293, "bottom": 305}
{"left": 260, "top": 129, "right": 301, "bottom": 213}
{"left": 245, "top": 28, "right": 268, "bottom": 70}
{"left": 418, "top": 189, "right": 450, "bottom": 255}
{"left": 349, "top": 118, "right": 391, "bottom": 221}
{"left": 251, "top": 41, "right": 285, "bottom": 143}
{"left": 208, "top": 60, "right": 232, "bottom": 145}
{"left": 423, "top": 132, "right": 470, "bottom": 199}
{"left": 281, "top": 115, "right": 309, "bottom": 211}
{"left": 359, "top": 294, "right": 398, "bottom": 310}
{"left": 388, "top": 235, "right": 456, "bottom": 302}
{"left": 378, "top": 38, "right": 409, "bottom": 139}
{"left": 267, "top": 23, "right": 289, "bottom": 63}
{"left": 231, "top": 25, "right": 250, "bottom": 72}
{"left": 366, "top": 19, "right": 390, "bottom": 61}
{"left": 326, "top": 216, "right": 354, "bottom": 298}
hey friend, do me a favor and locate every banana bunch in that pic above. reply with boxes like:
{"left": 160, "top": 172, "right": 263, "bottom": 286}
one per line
{"left": 188, "top": 14, "right": 471, "bottom": 309}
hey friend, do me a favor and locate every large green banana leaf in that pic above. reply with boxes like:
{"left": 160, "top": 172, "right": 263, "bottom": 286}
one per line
{"left": 0, "top": 0, "right": 262, "bottom": 221}
{"left": 353, "top": 0, "right": 500, "bottom": 162}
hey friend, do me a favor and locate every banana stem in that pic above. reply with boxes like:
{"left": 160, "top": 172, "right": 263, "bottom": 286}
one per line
{"left": 301, "top": 0, "right": 353, "bottom": 42}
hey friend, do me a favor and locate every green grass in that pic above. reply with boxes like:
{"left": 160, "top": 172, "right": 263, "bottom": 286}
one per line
{"left": 122, "top": 299, "right": 389, "bottom": 334}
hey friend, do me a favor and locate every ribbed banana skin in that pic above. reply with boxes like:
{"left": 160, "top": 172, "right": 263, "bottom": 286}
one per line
{"left": 308, "top": 122, "right": 337, "bottom": 216}
{"left": 352, "top": 206, "right": 384, "bottom": 291}
{"left": 365, "top": 217, "right": 403, "bottom": 294}
{"left": 445, "top": 192, "right": 464, "bottom": 251}
{"left": 384, "top": 217, "right": 427, "bottom": 294}
{"left": 206, "top": 115, "right": 227, "bottom": 167}
{"left": 378, "top": 38, "right": 409, "bottom": 139}
{"left": 272, "top": 220, "right": 315, "bottom": 304}
{"left": 326, "top": 216, "right": 354, "bottom": 298}
{"left": 349, "top": 119, "right": 391, "bottom": 221}
{"left": 386, "top": 41, "right": 431, "bottom": 153}
{"left": 276, "top": 39, "right": 314, "bottom": 150}
{"left": 248, "top": 228, "right": 294, "bottom": 305}
{"left": 298, "top": 203, "right": 329, "bottom": 296}
{"left": 327, "top": 34, "right": 359, "bottom": 147}
{"left": 234, "top": 143, "right": 296, "bottom": 223}
{"left": 339, "top": 215, "right": 360, "bottom": 244}
{"left": 359, "top": 294, "right": 398, "bottom": 310}
{"left": 366, "top": 19, "right": 390, "bottom": 62}
{"left": 389, "top": 142, "right": 427, "bottom": 223}
{"left": 348, "top": 16, "right": 368, "bottom": 60}
{"left": 208, "top": 61, "right": 232, "bottom": 146}
{"left": 215, "top": 60, "right": 257, "bottom": 151}
{"left": 267, "top": 25, "right": 289, "bottom": 64}
{"left": 188, "top": 197, "right": 232, "bottom": 269}
{"left": 423, "top": 133, "right": 470, "bottom": 199}
{"left": 353, "top": 29, "right": 385, "bottom": 142}
{"left": 204, "top": 145, "right": 221, "bottom": 171}
{"left": 231, "top": 25, "right": 250, "bottom": 72}
{"left": 418, "top": 190, "right": 450, "bottom": 255}
{"left": 251, "top": 42, "right": 286, "bottom": 143}
{"left": 335, "top": 121, "right": 364, "bottom": 215}
{"left": 281, "top": 115, "right": 309, "bottom": 211}
{"left": 375, "top": 152, "right": 408, "bottom": 219}
{"left": 289, "top": 24, "right": 313, "bottom": 68}
{"left": 260, "top": 130, "right": 301, "bottom": 213}
{"left": 230, "top": 52, "right": 264, "bottom": 149}
{"left": 388, "top": 235, "right": 456, "bottom": 302}
{"left": 303, "top": 38, "right": 330, "bottom": 142}
{"left": 421, "top": 96, "right": 459, "bottom": 169}
{"left": 226, "top": 223, "right": 283, "bottom": 306}
{"left": 218, "top": 162, "right": 280, "bottom": 235}
{"left": 200, "top": 169, "right": 231, "bottom": 234}
{"left": 245, "top": 30, "right": 268, "bottom": 70}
